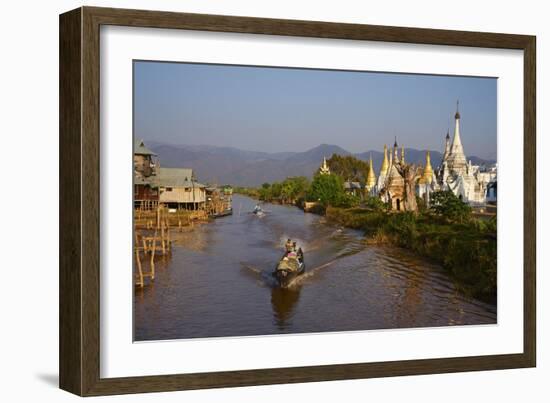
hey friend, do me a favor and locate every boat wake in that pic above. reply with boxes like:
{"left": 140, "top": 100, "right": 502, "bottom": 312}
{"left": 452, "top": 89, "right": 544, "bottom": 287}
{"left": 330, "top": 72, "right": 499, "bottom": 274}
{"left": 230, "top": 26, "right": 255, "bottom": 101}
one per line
{"left": 289, "top": 259, "right": 339, "bottom": 286}
{"left": 240, "top": 262, "right": 278, "bottom": 288}
{"left": 240, "top": 228, "right": 367, "bottom": 289}
{"left": 240, "top": 252, "right": 351, "bottom": 289}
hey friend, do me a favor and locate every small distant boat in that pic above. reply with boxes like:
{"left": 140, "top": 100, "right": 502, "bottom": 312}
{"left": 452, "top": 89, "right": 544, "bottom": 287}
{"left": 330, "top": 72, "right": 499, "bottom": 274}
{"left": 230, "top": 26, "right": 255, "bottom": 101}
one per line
{"left": 253, "top": 204, "right": 266, "bottom": 217}
{"left": 273, "top": 251, "right": 305, "bottom": 288}
{"left": 210, "top": 207, "right": 233, "bottom": 218}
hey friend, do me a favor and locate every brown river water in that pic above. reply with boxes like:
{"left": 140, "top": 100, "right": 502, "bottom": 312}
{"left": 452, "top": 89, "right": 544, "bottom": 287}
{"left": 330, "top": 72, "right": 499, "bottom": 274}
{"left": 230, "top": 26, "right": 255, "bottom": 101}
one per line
{"left": 134, "top": 194, "right": 496, "bottom": 341}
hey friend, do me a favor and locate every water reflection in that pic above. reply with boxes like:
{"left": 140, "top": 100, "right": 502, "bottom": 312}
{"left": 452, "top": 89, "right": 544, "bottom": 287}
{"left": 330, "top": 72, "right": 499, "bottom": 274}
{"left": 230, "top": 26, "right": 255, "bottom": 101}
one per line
{"left": 170, "top": 224, "right": 210, "bottom": 252}
{"left": 271, "top": 285, "right": 302, "bottom": 330}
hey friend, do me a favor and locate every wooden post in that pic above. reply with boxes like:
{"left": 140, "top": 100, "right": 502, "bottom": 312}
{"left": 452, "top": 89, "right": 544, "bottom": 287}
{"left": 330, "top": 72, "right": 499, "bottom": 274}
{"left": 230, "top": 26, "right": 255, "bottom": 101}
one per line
{"left": 150, "top": 238, "right": 156, "bottom": 280}
{"left": 161, "top": 225, "right": 166, "bottom": 255}
{"left": 167, "top": 225, "right": 171, "bottom": 251}
{"left": 135, "top": 247, "right": 143, "bottom": 287}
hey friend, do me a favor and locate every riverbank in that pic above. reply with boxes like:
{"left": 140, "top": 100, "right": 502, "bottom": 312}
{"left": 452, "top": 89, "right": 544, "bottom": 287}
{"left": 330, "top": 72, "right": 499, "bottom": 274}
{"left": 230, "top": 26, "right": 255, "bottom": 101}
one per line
{"left": 325, "top": 206, "right": 497, "bottom": 303}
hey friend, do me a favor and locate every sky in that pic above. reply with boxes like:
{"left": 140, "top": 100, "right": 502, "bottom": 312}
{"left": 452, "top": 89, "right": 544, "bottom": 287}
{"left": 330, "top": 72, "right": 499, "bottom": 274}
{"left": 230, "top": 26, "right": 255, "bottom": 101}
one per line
{"left": 134, "top": 61, "right": 497, "bottom": 160}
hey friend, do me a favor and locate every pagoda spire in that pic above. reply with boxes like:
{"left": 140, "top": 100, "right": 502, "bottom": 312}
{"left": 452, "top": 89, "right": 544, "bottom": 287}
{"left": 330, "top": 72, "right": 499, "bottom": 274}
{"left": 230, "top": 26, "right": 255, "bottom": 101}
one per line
{"left": 451, "top": 101, "right": 465, "bottom": 158}
{"left": 447, "top": 100, "right": 467, "bottom": 174}
{"left": 366, "top": 153, "right": 377, "bottom": 190}
{"left": 380, "top": 144, "right": 389, "bottom": 173}
{"left": 442, "top": 128, "right": 451, "bottom": 162}
{"left": 319, "top": 156, "right": 330, "bottom": 175}
{"left": 377, "top": 145, "right": 389, "bottom": 190}
{"left": 421, "top": 151, "right": 434, "bottom": 184}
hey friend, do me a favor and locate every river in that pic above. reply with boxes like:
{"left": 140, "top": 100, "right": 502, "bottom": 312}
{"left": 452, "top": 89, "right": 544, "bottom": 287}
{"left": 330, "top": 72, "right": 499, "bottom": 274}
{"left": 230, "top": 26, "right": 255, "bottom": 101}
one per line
{"left": 134, "top": 194, "right": 496, "bottom": 341}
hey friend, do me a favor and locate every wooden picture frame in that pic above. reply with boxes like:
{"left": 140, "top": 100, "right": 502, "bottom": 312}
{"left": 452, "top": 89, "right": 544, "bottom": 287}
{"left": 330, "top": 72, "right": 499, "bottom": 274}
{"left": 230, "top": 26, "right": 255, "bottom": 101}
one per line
{"left": 59, "top": 6, "right": 536, "bottom": 396}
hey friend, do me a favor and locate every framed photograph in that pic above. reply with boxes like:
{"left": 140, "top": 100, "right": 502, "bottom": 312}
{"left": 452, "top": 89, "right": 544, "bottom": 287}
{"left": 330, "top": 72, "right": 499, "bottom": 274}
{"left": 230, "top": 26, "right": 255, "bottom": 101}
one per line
{"left": 59, "top": 6, "right": 536, "bottom": 396}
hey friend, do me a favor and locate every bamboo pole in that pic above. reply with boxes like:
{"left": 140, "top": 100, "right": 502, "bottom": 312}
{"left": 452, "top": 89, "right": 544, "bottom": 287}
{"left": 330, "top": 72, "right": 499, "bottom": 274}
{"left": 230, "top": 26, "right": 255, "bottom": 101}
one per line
{"left": 135, "top": 247, "right": 143, "bottom": 287}
{"left": 150, "top": 237, "right": 156, "bottom": 280}
{"left": 167, "top": 224, "right": 171, "bottom": 251}
{"left": 161, "top": 225, "right": 166, "bottom": 255}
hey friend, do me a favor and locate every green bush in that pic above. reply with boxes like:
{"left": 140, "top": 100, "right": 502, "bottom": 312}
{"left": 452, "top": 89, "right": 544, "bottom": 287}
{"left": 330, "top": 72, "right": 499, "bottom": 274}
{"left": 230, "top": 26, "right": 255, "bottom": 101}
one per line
{"left": 364, "top": 196, "right": 386, "bottom": 211}
{"left": 430, "top": 190, "right": 472, "bottom": 223}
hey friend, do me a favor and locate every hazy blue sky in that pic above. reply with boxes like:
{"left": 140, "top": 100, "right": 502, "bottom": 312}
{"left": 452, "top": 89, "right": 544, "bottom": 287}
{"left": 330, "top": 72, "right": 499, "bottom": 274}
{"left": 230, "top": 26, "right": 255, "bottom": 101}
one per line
{"left": 134, "top": 61, "right": 497, "bottom": 159}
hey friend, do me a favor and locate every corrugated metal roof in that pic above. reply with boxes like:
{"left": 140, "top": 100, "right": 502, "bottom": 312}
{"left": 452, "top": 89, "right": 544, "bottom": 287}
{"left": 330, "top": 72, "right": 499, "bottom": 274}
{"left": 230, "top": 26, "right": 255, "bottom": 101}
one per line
{"left": 134, "top": 139, "right": 156, "bottom": 156}
{"left": 134, "top": 168, "right": 206, "bottom": 189}
{"left": 157, "top": 167, "right": 205, "bottom": 188}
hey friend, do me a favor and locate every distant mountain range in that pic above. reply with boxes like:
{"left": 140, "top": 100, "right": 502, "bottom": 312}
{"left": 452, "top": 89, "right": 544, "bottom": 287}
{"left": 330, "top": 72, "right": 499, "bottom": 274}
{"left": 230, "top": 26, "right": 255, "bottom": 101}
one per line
{"left": 144, "top": 141, "right": 495, "bottom": 187}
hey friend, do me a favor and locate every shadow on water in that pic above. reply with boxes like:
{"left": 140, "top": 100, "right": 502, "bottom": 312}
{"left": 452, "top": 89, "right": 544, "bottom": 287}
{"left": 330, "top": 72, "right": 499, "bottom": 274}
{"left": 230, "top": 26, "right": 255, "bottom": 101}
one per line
{"left": 271, "top": 286, "right": 302, "bottom": 330}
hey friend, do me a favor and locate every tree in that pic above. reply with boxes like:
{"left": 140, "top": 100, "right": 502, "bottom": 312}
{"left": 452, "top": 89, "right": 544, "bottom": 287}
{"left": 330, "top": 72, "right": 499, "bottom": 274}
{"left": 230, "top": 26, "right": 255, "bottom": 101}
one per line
{"left": 257, "top": 177, "right": 310, "bottom": 204}
{"left": 307, "top": 173, "right": 346, "bottom": 207}
{"left": 290, "top": 176, "right": 309, "bottom": 201}
{"left": 258, "top": 183, "right": 272, "bottom": 201}
{"left": 280, "top": 176, "right": 309, "bottom": 204}
{"left": 327, "top": 154, "right": 371, "bottom": 184}
{"left": 271, "top": 182, "right": 283, "bottom": 200}
{"left": 430, "top": 190, "right": 472, "bottom": 223}
{"left": 395, "top": 163, "right": 422, "bottom": 213}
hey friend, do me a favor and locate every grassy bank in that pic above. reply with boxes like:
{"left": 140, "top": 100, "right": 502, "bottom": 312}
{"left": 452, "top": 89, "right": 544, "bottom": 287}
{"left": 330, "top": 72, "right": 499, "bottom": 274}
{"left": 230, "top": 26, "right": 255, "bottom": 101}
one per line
{"left": 325, "top": 207, "right": 497, "bottom": 303}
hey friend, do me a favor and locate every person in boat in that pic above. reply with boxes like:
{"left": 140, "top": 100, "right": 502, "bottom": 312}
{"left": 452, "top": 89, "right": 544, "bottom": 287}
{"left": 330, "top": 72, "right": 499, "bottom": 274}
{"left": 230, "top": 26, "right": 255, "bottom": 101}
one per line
{"left": 292, "top": 241, "right": 297, "bottom": 252}
{"left": 285, "top": 239, "right": 293, "bottom": 253}
{"left": 297, "top": 247, "right": 303, "bottom": 261}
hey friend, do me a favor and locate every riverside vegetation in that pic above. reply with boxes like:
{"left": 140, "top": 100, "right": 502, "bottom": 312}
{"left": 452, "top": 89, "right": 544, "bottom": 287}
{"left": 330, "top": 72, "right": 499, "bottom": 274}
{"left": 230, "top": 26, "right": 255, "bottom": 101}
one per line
{"left": 235, "top": 158, "right": 497, "bottom": 303}
{"left": 324, "top": 201, "right": 496, "bottom": 303}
